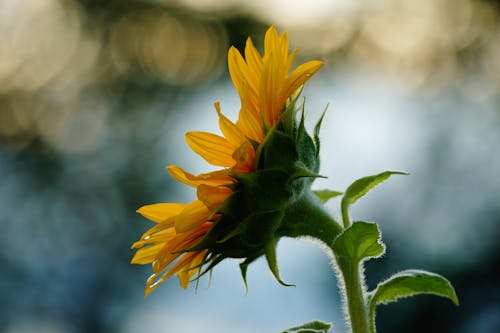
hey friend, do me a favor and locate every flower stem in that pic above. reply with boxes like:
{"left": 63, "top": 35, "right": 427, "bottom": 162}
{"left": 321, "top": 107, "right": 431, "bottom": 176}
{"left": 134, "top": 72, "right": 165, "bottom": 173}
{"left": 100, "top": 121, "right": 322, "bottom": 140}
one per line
{"left": 279, "top": 191, "right": 371, "bottom": 333}
{"left": 341, "top": 201, "right": 351, "bottom": 228}
{"left": 335, "top": 258, "right": 370, "bottom": 333}
{"left": 278, "top": 192, "right": 343, "bottom": 244}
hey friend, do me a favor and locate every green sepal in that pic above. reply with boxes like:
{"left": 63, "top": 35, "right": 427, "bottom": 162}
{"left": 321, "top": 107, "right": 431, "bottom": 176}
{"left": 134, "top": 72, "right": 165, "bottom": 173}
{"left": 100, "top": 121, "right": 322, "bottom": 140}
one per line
{"left": 332, "top": 221, "right": 385, "bottom": 264}
{"left": 214, "top": 210, "right": 280, "bottom": 246}
{"left": 368, "top": 269, "right": 459, "bottom": 307}
{"left": 313, "top": 106, "right": 328, "bottom": 157}
{"left": 313, "top": 189, "right": 343, "bottom": 203}
{"left": 239, "top": 255, "right": 260, "bottom": 294}
{"left": 260, "top": 128, "right": 298, "bottom": 172}
{"left": 341, "top": 171, "right": 408, "bottom": 227}
{"left": 239, "top": 210, "right": 284, "bottom": 247}
{"left": 282, "top": 320, "right": 332, "bottom": 333}
{"left": 295, "top": 108, "right": 319, "bottom": 174}
{"left": 282, "top": 88, "right": 303, "bottom": 134}
{"left": 265, "top": 238, "right": 294, "bottom": 287}
{"left": 192, "top": 253, "right": 226, "bottom": 280}
{"left": 290, "top": 167, "right": 326, "bottom": 181}
{"left": 234, "top": 169, "right": 291, "bottom": 211}
{"left": 239, "top": 261, "right": 249, "bottom": 293}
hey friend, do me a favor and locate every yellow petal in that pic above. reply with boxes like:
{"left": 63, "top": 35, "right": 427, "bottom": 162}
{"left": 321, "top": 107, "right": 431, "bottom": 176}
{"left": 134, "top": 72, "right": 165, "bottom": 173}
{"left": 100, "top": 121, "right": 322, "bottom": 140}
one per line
{"left": 240, "top": 40, "right": 261, "bottom": 99}
{"left": 144, "top": 272, "right": 162, "bottom": 296}
{"left": 186, "top": 131, "right": 236, "bottom": 167}
{"left": 137, "top": 216, "right": 177, "bottom": 242}
{"left": 151, "top": 247, "right": 181, "bottom": 273}
{"left": 283, "top": 60, "right": 324, "bottom": 101}
{"left": 175, "top": 200, "right": 210, "bottom": 233}
{"left": 177, "top": 250, "right": 208, "bottom": 289}
{"left": 228, "top": 48, "right": 260, "bottom": 112}
{"left": 131, "top": 228, "right": 176, "bottom": 249}
{"left": 237, "top": 107, "right": 263, "bottom": 142}
{"left": 228, "top": 46, "right": 247, "bottom": 97}
{"left": 244, "top": 37, "right": 262, "bottom": 77}
{"left": 136, "top": 203, "right": 185, "bottom": 223}
{"left": 285, "top": 49, "right": 298, "bottom": 74}
{"left": 214, "top": 102, "right": 246, "bottom": 147}
{"left": 167, "top": 165, "right": 233, "bottom": 188}
{"left": 279, "top": 32, "right": 289, "bottom": 63}
{"left": 264, "top": 26, "right": 279, "bottom": 56}
{"left": 232, "top": 141, "right": 256, "bottom": 173}
{"left": 197, "top": 184, "right": 232, "bottom": 210}
{"left": 131, "top": 243, "right": 165, "bottom": 264}
{"left": 160, "top": 251, "right": 202, "bottom": 290}
{"left": 161, "top": 222, "right": 211, "bottom": 257}
{"left": 260, "top": 52, "right": 283, "bottom": 126}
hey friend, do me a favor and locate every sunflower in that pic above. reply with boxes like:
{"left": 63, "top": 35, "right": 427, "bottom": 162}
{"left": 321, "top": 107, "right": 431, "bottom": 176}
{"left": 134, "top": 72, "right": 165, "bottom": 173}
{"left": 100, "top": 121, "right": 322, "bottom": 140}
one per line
{"left": 131, "top": 26, "right": 324, "bottom": 296}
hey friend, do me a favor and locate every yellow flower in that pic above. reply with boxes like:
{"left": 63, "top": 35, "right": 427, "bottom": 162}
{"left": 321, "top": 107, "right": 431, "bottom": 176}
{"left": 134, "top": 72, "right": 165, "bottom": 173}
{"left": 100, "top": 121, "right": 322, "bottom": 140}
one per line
{"left": 131, "top": 26, "right": 323, "bottom": 296}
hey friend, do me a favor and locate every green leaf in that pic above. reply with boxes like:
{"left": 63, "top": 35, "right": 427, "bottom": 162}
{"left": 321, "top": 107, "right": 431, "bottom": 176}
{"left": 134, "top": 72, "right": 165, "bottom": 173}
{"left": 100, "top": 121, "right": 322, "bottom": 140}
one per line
{"left": 332, "top": 221, "right": 385, "bottom": 263}
{"left": 313, "top": 189, "right": 343, "bottom": 203}
{"left": 282, "top": 320, "right": 332, "bottom": 333}
{"left": 342, "top": 170, "right": 408, "bottom": 207}
{"left": 369, "top": 269, "right": 459, "bottom": 307}
{"left": 341, "top": 171, "right": 408, "bottom": 227}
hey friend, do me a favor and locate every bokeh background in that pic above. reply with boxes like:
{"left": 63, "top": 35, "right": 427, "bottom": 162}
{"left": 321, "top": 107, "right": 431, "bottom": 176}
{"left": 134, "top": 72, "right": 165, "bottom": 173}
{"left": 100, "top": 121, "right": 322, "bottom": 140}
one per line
{"left": 1, "top": 0, "right": 499, "bottom": 332}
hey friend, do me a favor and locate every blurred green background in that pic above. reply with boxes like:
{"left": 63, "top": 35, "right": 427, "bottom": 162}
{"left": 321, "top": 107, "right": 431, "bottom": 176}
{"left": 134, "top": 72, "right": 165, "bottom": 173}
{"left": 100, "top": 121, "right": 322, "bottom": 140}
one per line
{"left": 0, "top": 0, "right": 499, "bottom": 332}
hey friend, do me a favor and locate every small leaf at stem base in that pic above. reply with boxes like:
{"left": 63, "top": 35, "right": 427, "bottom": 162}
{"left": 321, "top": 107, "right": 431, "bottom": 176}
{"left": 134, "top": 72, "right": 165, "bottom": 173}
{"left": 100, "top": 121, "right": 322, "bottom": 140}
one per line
{"left": 282, "top": 320, "right": 332, "bottom": 333}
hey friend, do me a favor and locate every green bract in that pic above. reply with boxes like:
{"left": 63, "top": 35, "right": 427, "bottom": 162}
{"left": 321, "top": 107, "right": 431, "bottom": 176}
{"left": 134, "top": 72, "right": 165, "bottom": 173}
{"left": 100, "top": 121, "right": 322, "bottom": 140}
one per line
{"left": 190, "top": 98, "right": 342, "bottom": 286}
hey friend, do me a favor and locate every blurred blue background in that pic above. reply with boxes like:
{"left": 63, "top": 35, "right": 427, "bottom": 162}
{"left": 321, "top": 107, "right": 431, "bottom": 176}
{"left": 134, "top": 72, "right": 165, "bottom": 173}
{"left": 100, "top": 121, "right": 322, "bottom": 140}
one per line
{"left": 0, "top": 0, "right": 499, "bottom": 332}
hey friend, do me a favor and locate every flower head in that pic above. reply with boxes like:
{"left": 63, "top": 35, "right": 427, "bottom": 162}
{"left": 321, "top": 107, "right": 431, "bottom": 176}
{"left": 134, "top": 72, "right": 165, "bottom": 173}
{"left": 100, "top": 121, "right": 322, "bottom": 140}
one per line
{"left": 132, "top": 26, "right": 328, "bottom": 296}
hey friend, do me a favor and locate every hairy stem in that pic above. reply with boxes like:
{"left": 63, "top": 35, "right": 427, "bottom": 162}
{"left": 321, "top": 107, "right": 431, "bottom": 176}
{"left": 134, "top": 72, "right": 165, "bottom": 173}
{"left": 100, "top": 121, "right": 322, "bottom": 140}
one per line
{"left": 368, "top": 298, "right": 377, "bottom": 333}
{"left": 341, "top": 201, "right": 351, "bottom": 228}
{"left": 279, "top": 191, "right": 371, "bottom": 333}
{"left": 336, "top": 258, "right": 370, "bottom": 333}
{"left": 278, "top": 191, "right": 343, "bottom": 244}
